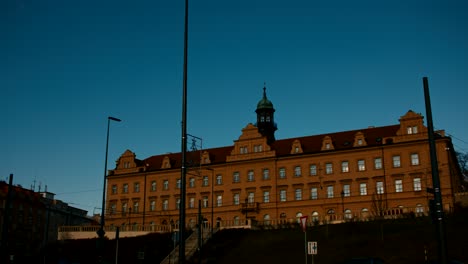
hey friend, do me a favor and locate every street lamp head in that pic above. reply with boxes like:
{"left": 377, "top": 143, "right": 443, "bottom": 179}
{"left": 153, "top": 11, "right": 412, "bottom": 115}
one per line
{"left": 108, "top": 116, "right": 121, "bottom": 122}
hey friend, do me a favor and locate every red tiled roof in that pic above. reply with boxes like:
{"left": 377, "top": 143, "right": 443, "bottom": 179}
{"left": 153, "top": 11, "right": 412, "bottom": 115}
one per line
{"left": 140, "top": 124, "right": 400, "bottom": 172}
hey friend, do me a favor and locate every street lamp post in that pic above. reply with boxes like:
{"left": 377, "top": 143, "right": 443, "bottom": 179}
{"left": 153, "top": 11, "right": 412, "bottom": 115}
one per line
{"left": 97, "top": 116, "right": 121, "bottom": 260}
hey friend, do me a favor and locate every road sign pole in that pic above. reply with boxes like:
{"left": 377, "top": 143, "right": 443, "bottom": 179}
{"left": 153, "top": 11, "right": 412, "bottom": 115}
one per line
{"left": 304, "top": 231, "right": 307, "bottom": 264}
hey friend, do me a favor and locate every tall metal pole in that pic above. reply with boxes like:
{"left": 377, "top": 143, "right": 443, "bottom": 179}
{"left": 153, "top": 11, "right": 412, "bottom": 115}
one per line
{"left": 97, "top": 116, "right": 121, "bottom": 262}
{"left": 423, "top": 77, "right": 448, "bottom": 264}
{"left": 179, "top": 0, "right": 189, "bottom": 262}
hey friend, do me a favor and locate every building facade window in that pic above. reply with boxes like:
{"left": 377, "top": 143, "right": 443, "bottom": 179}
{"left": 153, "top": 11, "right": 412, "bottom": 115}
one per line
{"left": 163, "top": 180, "right": 169, "bottom": 190}
{"left": 294, "top": 166, "right": 302, "bottom": 177}
{"left": 411, "top": 153, "right": 420, "bottom": 166}
{"left": 360, "top": 183, "right": 367, "bottom": 195}
{"left": 111, "top": 185, "right": 117, "bottom": 194}
{"left": 263, "top": 169, "right": 270, "bottom": 180}
{"left": 216, "top": 195, "right": 223, "bottom": 207}
{"left": 176, "top": 179, "right": 181, "bottom": 189}
{"left": 263, "top": 191, "right": 270, "bottom": 203}
{"left": 133, "top": 201, "right": 139, "bottom": 213}
{"left": 374, "top": 157, "right": 382, "bottom": 170}
{"left": 233, "top": 172, "right": 240, "bottom": 183}
{"left": 295, "top": 189, "right": 302, "bottom": 200}
{"left": 203, "top": 196, "right": 209, "bottom": 208}
{"left": 327, "top": 186, "right": 334, "bottom": 198}
{"left": 163, "top": 200, "right": 168, "bottom": 210}
{"left": 110, "top": 203, "right": 116, "bottom": 214}
{"left": 176, "top": 198, "right": 180, "bottom": 209}
{"left": 203, "top": 176, "right": 209, "bottom": 186}
{"left": 407, "top": 126, "right": 418, "bottom": 134}
{"left": 358, "top": 160, "right": 366, "bottom": 171}
{"left": 248, "top": 170, "right": 255, "bottom": 181}
{"left": 189, "top": 197, "right": 195, "bottom": 208}
{"left": 233, "top": 193, "right": 240, "bottom": 205}
{"left": 376, "top": 181, "right": 384, "bottom": 194}
{"left": 189, "top": 177, "right": 195, "bottom": 188}
{"left": 343, "top": 184, "right": 350, "bottom": 197}
{"left": 122, "top": 202, "right": 128, "bottom": 215}
{"left": 279, "top": 168, "right": 286, "bottom": 179}
{"left": 280, "top": 190, "right": 287, "bottom": 202}
{"left": 310, "top": 164, "right": 317, "bottom": 176}
{"left": 248, "top": 192, "right": 255, "bottom": 203}
{"left": 312, "top": 211, "right": 319, "bottom": 222}
{"left": 216, "top": 175, "right": 223, "bottom": 185}
{"left": 393, "top": 155, "right": 401, "bottom": 168}
{"left": 123, "top": 184, "right": 129, "bottom": 193}
{"left": 150, "top": 200, "right": 156, "bottom": 211}
{"left": 395, "top": 179, "right": 403, "bottom": 193}
{"left": 310, "top": 187, "right": 318, "bottom": 200}
{"left": 341, "top": 161, "right": 349, "bottom": 173}
{"left": 325, "top": 163, "right": 333, "bottom": 174}
{"left": 151, "top": 181, "right": 157, "bottom": 191}
{"left": 134, "top": 182, "right": 140, "bottom": 193}
{"left": 413, "top": 178, "right": 422, "bottom": 191}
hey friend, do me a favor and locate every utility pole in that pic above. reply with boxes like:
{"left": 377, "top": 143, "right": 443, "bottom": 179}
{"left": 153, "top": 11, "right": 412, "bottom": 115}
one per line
{"left": 179, "top": 0, "right": 189, "bottom": 262}
{"left": 423, "top": 76, "right": 448, "bottom": 264}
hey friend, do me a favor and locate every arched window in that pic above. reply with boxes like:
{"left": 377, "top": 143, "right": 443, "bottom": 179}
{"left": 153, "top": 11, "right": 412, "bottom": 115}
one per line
{"left": 361, "top": 208, "right": 369, "bottom": 220}
{"left": 311, "top": 211, "right": 319, "bottom": 223}
{"left": 416, "top": 204, "right": 424, "bottom": 216}
{"left": 344, "top": 209, "right": 353, "bottom": 220}
{"left": 264, "top": 214, "right": 271, "bottom": 225}
{"left": 296, "top": 212, "right": 303, "bottom": 223}
{"left": 327, "top": 209, "right": 336, "bottom": 221}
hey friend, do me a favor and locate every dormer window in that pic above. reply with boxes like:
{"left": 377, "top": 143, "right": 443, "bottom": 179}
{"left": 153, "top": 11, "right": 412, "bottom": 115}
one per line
{"left": 407, "top": 126, "right": 418, "bottom": 134}
{"left": 357, "top": 139, "right": 363, "bottom": 146}
{"left": 321, "top": 136, "right": 334, "bottom": 151}
{"left": 240, "top": 146, "right": 248, "bottom": 154}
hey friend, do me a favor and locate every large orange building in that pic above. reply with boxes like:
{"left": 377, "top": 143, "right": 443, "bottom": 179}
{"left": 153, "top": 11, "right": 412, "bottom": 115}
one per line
{"left": 105, "top": 88, "right": 463, "bottom": 230}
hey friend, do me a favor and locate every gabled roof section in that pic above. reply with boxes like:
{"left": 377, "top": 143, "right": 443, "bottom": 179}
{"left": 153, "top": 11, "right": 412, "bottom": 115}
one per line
{"left": 226, "top": 123, "right": 276, "bottom": 162}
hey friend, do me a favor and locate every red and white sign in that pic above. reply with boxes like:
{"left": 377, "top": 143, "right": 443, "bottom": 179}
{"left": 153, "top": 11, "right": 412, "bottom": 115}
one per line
{"left": 300, "top": 216, "right": 308, "bottom": 232}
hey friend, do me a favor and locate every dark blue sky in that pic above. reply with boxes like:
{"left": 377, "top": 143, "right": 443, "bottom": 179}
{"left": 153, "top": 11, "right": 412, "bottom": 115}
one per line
{"left": 2, "top": 0, "right": 467, "bottom": 214}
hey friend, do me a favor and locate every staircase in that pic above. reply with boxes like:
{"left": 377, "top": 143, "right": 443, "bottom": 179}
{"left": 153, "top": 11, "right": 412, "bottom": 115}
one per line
{"left": 160, "top": 226, "right": 216, "bottom": 264}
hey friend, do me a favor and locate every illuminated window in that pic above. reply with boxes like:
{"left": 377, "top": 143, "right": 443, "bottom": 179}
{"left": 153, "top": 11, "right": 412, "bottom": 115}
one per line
{"left": 413, "top": 178, "right": 422, "bottom": 191}
{"left": 325, "top": 163, "right": 333, "bottom": 174}
{"left": 358, "top": 160, "right": 366, "bottom": 171}
{"left": 395, "top": 180, "right": 403, "bottom": 192}
{"left": 360, "top": 183, "right": 367, "bottom": 196}
{"left": 341, "top": 161, "right": 349, "bottom": 173}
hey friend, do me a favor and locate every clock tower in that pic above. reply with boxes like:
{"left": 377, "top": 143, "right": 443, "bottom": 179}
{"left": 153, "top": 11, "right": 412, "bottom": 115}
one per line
{"left": 255, "top": 85, "right": 277, "bottom": 144}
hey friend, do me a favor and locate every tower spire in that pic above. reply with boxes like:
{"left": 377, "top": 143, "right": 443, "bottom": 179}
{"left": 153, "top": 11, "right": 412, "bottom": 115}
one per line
{"left": 255, "top": 84, "right": 277, "bottom": 144}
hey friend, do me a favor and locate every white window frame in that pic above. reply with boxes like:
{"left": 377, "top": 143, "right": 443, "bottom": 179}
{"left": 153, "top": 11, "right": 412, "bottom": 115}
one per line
{"left": 413, "top": 178, "right": 422, "bottom": 191}
{"left": 395, "top": 179, "right": 403, "bottom": 193}
{"left": 376, "top": 181, "right": 384, "bottom": 194}
{"left": 280, "top": 189, "right": 287, "bottom": 202}
{"left": 411, "top": 153, "right": 420, "bottom": 166}
{"left": 263, "top": 191, "right": 270, "bottom": 203}
{"left": 393, "top": 155, "right": 401, "bottom": 168}
{"left": 295, "top": 189, "right": 302, "bottom": 200}
{"left": 233, "top": 193, "right": 240, "bottom": 205}
{"left": 358, "top": 160, "right": 366, "bottom": 171}
{"left": 310, "top": 164, "right": 317, "bottom": 176}
{"left": 374, "top": 157, "right": 382, "bottom": 170}
{"left": 327, "top": 185, "right": 334, "bottom": 198}
{"left": 310, "top": 187, "right": 318, "bottom": 200}
{"left": 279, "top": 168, "right": 286, "bottom": 179}
{"left": 359, "top": 183, "right": 367, "bottom": 196}
{"left": 233, "top": 172, "right": 240, "bottom": 183}
{"left": 325, "top": 163, "right": 333, "bottom": 174}
{"left": 341, "top": 161, "right": 349, "bottom": 173}
{"left": 248, "top": 170, "right": 255, "bottom": 182}
{"left": 263, "top": 169, "right": 270, "bottom": 180}
{"left": 343, "top": 184, "right": 350, "bottom": 197}
{"left": 294, "top": 166, "right": 302, "bottom": 177}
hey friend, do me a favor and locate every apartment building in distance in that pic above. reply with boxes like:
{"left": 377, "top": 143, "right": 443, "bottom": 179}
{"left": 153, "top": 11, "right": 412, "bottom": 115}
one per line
{"left": 105, "top": 87, "right": 464, "bottom": 230}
